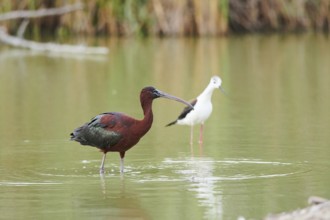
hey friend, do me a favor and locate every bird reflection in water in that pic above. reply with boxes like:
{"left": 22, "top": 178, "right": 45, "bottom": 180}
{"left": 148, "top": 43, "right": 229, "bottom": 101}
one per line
{"left": 173, "top": 156, "right": 223, "bottom": 219}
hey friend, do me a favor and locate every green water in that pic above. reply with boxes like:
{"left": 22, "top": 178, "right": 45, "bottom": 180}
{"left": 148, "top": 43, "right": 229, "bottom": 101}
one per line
{"left": 0, "top": 34, "right": 329, "bottom": 220}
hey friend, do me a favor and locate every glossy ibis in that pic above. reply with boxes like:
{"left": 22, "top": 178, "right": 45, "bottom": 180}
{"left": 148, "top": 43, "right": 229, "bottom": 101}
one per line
{"left": 166, "top": 76, "right": 225, "bottom": 145}
{"left": 70, "top": 86, "right": 192, "bottom": 174}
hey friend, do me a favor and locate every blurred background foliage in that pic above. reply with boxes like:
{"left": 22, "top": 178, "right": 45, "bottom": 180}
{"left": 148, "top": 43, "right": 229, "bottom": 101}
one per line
{"left": 0, "top": 0, "right": 329, "bottom": 38}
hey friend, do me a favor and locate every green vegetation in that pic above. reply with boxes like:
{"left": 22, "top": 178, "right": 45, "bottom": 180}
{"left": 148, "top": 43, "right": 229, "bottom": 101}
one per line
{"left": 0, "top": 0, "right": 329, "bottom": 37}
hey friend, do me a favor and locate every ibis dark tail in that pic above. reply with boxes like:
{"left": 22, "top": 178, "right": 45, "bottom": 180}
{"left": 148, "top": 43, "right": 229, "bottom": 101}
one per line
{"left": 70, "top": 125, "right": 89, "bottom": 145}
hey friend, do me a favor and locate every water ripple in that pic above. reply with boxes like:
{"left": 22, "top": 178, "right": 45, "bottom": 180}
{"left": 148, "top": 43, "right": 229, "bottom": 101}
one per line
{"left": 0, "top": 181, "right": 62, "bottom": 186}
{"left": 162, "top": 157, "right": 311, "bottom": 181}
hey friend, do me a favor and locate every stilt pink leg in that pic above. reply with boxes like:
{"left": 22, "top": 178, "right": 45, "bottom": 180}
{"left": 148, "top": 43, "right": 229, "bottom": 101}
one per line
{"left": 199, "top": 123, "right": 204, "bottom": 144}
{"left": 190, "top": 125, "right": 194, "bottom": 146}
{"left": 198, "top": 124, "right": 204, "bottom": 155}
{"left": 100, "top": 153, "right": 106, "bottom": 174}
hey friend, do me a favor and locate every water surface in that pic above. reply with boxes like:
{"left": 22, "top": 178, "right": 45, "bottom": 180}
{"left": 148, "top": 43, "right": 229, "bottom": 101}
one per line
{"left": 0, "top": 34, "right": 330, "bottom": 219}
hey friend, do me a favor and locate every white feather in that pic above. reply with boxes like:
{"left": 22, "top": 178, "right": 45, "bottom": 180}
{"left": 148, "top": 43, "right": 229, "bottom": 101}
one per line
{"left": 176, "top": 76, "right": 222, "bottom": 126}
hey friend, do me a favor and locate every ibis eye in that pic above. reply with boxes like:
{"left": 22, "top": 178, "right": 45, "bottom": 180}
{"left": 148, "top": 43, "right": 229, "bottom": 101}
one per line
{"left": 152, "top": 89, "right": 160, "bottom": 97}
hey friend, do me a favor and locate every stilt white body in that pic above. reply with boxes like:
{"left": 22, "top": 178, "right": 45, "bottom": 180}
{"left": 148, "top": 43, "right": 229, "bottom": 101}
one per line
{"left": 176, "top": 91, "right": 213, "bottom": 126}
{"left": 167, "top": 76, "right": 223, "bottom": 145}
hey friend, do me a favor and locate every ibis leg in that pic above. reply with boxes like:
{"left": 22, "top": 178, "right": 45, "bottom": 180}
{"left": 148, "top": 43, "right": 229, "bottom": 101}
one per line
{"left": 119, "top": 152, "right": 125, "bottom": 173}
{"left": 100, "top": 153, "right": 107, "bottom": 174}
{"left": 199, "top": 123, "right": 204, "bottom": 144}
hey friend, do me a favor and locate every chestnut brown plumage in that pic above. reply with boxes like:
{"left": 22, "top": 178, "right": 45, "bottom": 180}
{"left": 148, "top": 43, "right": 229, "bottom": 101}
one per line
{"left": 70, "top": 86, "right": 192, "bottom": 174}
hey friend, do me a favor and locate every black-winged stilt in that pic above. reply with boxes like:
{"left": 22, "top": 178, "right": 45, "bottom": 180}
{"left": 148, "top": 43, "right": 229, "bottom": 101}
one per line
{"left": 166, "top": 76, "right": 225, "bottom": 145}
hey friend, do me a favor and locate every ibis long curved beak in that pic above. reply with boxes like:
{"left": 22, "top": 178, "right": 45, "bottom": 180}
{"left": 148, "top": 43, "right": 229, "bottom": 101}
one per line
{"left": 156, "top": 90, "right": 194, "bottom": 109}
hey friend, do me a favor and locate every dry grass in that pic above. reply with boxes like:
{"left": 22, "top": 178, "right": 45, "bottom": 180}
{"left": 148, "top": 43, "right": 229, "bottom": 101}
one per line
{"left": 229, "top": 0, "right": 330, "bottom": 32}
{"left": 0, "top": 0, "right": 329, "bottom": 37}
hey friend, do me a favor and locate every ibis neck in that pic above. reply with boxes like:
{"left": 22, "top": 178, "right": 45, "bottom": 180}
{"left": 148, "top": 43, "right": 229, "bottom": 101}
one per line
{"left": 139, "top": 98, "right": 154, "bottom": 136}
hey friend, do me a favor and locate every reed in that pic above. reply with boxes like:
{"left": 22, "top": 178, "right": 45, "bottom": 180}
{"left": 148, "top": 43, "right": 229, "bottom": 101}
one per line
{"left": 229, "top": 0, "right": 330, "bottom": 32}
{"left": 0, "top": 0, "right": 329, "bottom": 38}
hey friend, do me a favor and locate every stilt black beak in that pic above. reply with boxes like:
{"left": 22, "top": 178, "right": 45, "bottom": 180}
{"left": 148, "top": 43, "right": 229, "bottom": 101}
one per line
{"left": 219, "top": 86, "right": 227, "bottom": 96}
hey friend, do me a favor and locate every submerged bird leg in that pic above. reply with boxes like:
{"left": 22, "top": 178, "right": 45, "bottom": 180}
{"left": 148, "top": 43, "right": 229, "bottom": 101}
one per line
{"left": 199, "top": 123, "right": 204, "bottom": 144}
{"left": 119, "top": 152, "right": 125, "bottom": 173}
{"left": 100, "top": 153, "right": 107, "bottom": 174}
